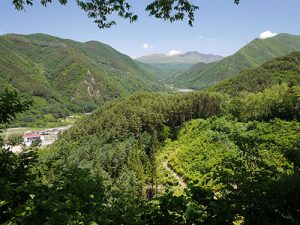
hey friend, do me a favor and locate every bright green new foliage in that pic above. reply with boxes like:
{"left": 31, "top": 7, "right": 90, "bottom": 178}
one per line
{"left": 176, "top": 34, "right": 300, "bottom": 89}
{"left": 1, "top": 48, "right": 300, "bottom": 224}
{"left": 212, "top": 51, "right": 300, "bottom": 95}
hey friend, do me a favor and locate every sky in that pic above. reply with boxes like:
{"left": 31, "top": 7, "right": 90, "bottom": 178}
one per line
{"left": 0, "top": 0, "right": 300, "bottom": 58}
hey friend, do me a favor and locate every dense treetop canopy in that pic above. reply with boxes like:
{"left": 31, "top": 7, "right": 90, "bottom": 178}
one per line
{"left": 12, "top": 0, "right": 240, "bottom": 28}
{"left": 1, "top": 47, "right": 300, "bottom": 224}
{"left": 0, "top": 89, "right": 32, "bottom": 124}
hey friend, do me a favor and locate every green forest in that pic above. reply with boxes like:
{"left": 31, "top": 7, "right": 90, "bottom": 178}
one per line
{"left": 175, "top": 33, "right": 300, "bottom": 89}
{"left": 0, "top": 33, "right": 163, "bottom": 127}
{"left": 1, "top": 48, "right": 300, "bottom": 224}
{"left": 2, "top": 33, "right": 300, "bottom": 128}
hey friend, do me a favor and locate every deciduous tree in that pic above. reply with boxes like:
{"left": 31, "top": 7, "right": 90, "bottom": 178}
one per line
{"left": 11, "top": 0, "right": 240, "bottom": 28}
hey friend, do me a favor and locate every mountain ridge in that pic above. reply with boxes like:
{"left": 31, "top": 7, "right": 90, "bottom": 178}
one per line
{"left": 135, "top": 51, "right": 223, "bottom": 80}
{"left": 0, "top": 33, "right": 164, "bottom": 126}
{"left": 175, "top": 33, "right": 300, "bottom": 89}
{"left": 210, "top": 51, "right": 300, "bottom": 95}
{"left": 136, "top": 51, "right": 223, "bottom": 64}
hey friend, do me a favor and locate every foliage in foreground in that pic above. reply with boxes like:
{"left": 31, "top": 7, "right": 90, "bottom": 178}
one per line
{"left": 0, "top": 148, "right": 146, "bottom": 225}
{"left": 1, "top": 118, "right": 299, "bottom": 224}
{"left": 1, "top": 81, "right": 300, "bottom": 224}
{"left": 159, "top": 117, "right": 299, "bottom": 224}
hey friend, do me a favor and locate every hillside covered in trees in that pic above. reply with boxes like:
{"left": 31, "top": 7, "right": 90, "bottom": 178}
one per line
{"left": 2, "top": 78, "right": 299, "bottom": 224}
{"left": 211, "top": 51, "right": 300, "bottom": 95}
{"left": 175, "top": 33, "right": 300, "bottom": 89}
{"left": 2, "top": 0, "right": 300, "bottom": 223}
{"left": 0, "top": 33, "right": 164, "bottom": 126}
{"left": 1, "top": 41, "right": 300, "bottom": 224}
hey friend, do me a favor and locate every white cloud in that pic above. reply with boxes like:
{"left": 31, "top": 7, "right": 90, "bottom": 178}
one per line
{"left": 259, "top": 30, "right": 277, "bottom": 39}
{"left": 168, "top": 49, "right": 181, "bottom": 56}
{"left": 143, "top": 43, "right": 153, "bottom": 49}
{"left": 197, "top": 35, "right": 204, "bottom": 39}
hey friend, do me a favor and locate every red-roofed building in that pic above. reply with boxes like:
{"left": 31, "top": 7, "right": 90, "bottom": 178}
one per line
{"left": 23, "top": 133, "right": 43, "bottom": 146}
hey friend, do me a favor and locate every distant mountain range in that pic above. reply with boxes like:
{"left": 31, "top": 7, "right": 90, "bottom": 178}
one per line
{"left": 136, "top": 51, "right": 223, "bottom": 64}
{"left": 2, "top": 32, "right": 300, "bottom": 126}
{"left": 175, "top": 33, "right": 300, "bottom": 89}
{"left": 0, "top": 33, "right": 163, "bottom": 115}
{"left": 135, "top": 51, "right": 223, "bottom": 80}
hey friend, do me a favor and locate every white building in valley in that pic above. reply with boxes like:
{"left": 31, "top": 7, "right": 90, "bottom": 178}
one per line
{"left": 23, "top": 133, "right": 43, "bottom": 146}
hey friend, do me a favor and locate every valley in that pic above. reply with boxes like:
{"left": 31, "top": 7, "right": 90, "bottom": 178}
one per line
{"left": 3, "top": 33, "right": 300, "bottom": 129}
{"left": 1, "top": 32, "right": 300, "bottom": 225}
{"left": 136, "top": 51, "right": 223, "bottom": 81}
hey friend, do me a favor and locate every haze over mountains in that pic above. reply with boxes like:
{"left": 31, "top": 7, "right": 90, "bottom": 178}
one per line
{"left": 175, "top": 33, "right": 300, "bottom": 89}
{"left": 136, "top": 51, "right": 223, "bottom": 64}
{"left": 136, "top": 51, "right": 223, "bottom": 80}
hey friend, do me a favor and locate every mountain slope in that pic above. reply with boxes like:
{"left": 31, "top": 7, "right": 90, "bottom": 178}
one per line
{"left": 135, "top": 51, "right": 223, "bottom": 80}
{"left": 0, "top": 33, "right": 164, "bottom": 119}
{"left": 0, "top": 37, "right": 55, "bottom": 97}
{"left": 175, "top": 33, "right": 300, "bottom": 89}
{"left": 211, "top": 51, "right": 300, "bottom": 95}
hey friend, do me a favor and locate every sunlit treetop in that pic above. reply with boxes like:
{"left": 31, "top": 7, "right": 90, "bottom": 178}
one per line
{"left": 12, "top": 0, "right": 240, "bottom": 29}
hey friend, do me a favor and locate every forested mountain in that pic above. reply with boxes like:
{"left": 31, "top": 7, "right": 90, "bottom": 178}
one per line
{"left": 211, "top": 51, "right": 300, "bottom": 95}
{"left": 2, "top": 80, "right": 296, "bottom": 224}
{"left": 136, "top": 51, "right": 223, "bottom": 80}
{"left": 175, "top": 33, "right": 300, "bottom": 89}
{"left": 0, "top": 33, "right": 163, "bottom": 125}
{"left": 2, "top": 74, "right": 300, "bottom": 223}
{"left": 2, "top": 34, "right": 300, "bottom": 224}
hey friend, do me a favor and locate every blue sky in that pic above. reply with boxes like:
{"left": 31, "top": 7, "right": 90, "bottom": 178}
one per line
{"left": 0, "top": 0, "right": 299, "bottom": 57}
